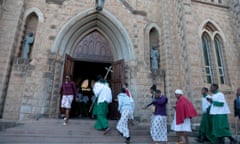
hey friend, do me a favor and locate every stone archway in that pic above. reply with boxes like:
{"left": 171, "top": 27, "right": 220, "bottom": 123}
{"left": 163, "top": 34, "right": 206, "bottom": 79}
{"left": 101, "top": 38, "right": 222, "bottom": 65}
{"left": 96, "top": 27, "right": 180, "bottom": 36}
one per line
{"left": 51, "top": 8, "right": 135, "bottom": 119}
{"left": 51, "top": 8, "right": 135, "bottom": 61}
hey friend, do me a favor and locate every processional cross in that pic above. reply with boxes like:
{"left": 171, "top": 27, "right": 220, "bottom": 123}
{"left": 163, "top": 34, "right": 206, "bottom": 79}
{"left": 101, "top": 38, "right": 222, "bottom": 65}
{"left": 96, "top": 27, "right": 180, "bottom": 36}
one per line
{"left": 104, "top": 66, "right": 113, "bottom": 80}
{"left": 89, "top": 65, "right": 113, "bottom": 113}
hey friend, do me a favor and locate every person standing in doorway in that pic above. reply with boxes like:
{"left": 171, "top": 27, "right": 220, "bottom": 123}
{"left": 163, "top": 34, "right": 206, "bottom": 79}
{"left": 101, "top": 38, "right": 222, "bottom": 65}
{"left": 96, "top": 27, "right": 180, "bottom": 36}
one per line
{"left": 92, "top": 75, "right": 112, "bottom": 135}
{"left": 116, "top": 88, "right": 132, "bottom": 143}
{"left": 60, "top": 75, "right": 78, "bottom": 125}
{"left": 206, "top": 84, "right": 238, "bottom": 144}
{"left": 171, "top": 89, "right": 198, "bottom": 144}
{"left": 196, "top": 87, "right": 211, "bottom": 143}
{"left": 123, "top": 82, "right": 134, "bottom": 126}
{"left": 150, "top": 89, "right": 168, "bottom": 144}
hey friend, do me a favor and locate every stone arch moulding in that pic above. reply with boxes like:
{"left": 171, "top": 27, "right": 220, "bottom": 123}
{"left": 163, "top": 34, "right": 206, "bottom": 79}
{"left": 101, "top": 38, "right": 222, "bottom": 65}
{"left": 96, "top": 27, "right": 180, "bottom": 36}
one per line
{"left": 24, "top": 7, "right": 44, "bottom": 23}
{"left": 144, "top": 23, "right": 161, "bottom": 67}
{"left": 198, "top": 19, "right": 226, "bottom": 42}
{"left": 51, "top": 8, "right": 135, "bottom": 61}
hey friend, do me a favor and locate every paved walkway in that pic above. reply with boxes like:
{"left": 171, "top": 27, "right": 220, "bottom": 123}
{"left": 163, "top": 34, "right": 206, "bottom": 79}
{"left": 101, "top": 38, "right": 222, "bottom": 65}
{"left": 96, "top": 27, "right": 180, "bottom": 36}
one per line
{"left": 0, "top": 118, "right": 239, "bottom": 144}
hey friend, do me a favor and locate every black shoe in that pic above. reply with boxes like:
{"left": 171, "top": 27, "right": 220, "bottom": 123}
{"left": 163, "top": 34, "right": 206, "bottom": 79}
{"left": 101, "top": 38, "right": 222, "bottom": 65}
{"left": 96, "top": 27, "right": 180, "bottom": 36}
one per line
{"left": 196, "top": 136, "right": 205, "bottom": 143}
{"left": 218, "top": 137, "right": 225, "bottom": 144}
{"left": 230, "top": 139, "right": 239, "bottom": 144}
{"left": 126, "top": 137, "right": 131, "bottom": 142}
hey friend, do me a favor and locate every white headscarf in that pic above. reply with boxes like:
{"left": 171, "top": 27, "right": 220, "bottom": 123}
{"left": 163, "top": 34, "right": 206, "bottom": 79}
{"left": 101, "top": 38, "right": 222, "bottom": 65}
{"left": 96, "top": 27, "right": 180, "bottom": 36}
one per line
{"left": 175, "top": 89, "right": 184, "bottom": 95}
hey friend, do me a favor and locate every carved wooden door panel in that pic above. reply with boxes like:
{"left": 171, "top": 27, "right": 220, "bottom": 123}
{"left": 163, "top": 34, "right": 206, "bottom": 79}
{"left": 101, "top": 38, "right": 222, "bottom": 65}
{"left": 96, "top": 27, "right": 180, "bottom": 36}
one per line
{"left": 109, "top": 59, "right": 124, "bottom": 120}
{"left": 63, "top": 54, "right": 75, "bottom": 79}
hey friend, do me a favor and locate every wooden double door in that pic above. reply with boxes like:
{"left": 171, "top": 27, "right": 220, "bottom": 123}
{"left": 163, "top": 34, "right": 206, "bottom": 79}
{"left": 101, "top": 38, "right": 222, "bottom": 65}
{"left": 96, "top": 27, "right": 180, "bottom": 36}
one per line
{"left": 62, "top": 54, "right": 123, "bottom": 120}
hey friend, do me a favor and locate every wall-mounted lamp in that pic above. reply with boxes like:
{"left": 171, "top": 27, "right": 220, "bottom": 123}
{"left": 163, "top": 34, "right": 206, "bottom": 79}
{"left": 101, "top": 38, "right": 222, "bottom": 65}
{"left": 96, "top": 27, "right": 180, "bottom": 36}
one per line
{"left": 96, "top": 0, "right": 105, "bottom": 11}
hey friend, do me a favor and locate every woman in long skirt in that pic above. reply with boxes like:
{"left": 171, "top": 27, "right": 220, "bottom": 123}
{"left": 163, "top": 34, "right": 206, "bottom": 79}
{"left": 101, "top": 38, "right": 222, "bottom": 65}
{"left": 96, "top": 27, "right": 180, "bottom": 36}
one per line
{"left": 150, "top": 89, "right": 168, "bottom": 144}
{"left": 116, "top": 88, "right": 132, "bottom": 143}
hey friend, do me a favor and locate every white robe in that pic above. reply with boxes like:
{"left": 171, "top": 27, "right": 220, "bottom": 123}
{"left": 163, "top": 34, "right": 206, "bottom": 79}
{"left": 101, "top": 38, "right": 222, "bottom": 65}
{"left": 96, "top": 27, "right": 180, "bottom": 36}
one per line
{"left": 209, "top": 92, "right": 230, "bottom": 115}
{"left": 202, "top": 95, "right": 211, "bottom": 113}
{"left": 93, "top": 82, "right": 112, "bottom": 104}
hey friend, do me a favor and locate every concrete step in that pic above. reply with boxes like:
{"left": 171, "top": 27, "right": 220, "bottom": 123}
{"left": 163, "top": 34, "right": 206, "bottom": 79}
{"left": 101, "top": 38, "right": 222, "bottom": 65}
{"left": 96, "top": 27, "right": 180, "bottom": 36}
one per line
{"left": 0, "top": 118, "right": 202, "bottom": 144}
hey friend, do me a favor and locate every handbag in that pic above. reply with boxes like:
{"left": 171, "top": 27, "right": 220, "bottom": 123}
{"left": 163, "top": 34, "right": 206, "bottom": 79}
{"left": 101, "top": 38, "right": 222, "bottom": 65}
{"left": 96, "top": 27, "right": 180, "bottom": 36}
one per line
{"left": 151, "top": 105, "right": 155, "bottom": 113}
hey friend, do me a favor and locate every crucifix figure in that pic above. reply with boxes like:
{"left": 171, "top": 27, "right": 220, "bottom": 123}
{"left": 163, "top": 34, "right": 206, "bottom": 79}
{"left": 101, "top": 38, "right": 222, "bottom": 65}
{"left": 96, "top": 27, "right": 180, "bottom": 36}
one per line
{"left": 104, "top": 66, "right": 113, "bottom": 80}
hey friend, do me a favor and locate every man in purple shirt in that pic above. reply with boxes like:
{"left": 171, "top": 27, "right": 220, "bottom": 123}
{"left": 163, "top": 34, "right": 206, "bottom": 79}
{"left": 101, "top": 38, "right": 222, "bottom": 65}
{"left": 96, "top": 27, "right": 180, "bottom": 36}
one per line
{"left": 60, "top": 75, "right": 77, "bottom": 125}
{"left": 150, "top": 89, "right": 168, "bottom": 144}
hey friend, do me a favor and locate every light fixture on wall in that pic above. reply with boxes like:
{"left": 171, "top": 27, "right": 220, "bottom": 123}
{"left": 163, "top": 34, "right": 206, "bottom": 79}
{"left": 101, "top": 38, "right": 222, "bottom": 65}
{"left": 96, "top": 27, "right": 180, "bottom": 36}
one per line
{"left": 96, "top": 0, "right": 105, "bottom": 11}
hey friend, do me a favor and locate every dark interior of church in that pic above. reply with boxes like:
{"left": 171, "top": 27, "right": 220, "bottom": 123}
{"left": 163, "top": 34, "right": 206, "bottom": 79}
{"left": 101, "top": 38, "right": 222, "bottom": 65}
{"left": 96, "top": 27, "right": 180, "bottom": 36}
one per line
{"left": 70, "top": 61, "right": 111, "bottom": 118}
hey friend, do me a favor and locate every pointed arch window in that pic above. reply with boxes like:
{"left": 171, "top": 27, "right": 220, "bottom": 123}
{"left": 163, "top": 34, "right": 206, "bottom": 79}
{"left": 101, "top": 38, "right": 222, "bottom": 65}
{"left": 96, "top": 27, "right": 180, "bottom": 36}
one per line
{"left": 214, "top": 36, "right": 225, "bottom": 84}
{"left": 201, "top": 22, "right": 227, "bottom": 84}
{"left": 201, "top": 33, "right": 213, "bottom": 83}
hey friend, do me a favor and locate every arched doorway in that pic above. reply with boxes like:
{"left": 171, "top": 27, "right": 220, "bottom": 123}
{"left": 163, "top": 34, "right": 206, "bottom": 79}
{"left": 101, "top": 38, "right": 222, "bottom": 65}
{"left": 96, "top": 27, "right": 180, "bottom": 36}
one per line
{"left": 52, "top": 9, "right": 134, "bottom": 119}
{"left": 63, "top": 31, "right": 122, "bottom": 119}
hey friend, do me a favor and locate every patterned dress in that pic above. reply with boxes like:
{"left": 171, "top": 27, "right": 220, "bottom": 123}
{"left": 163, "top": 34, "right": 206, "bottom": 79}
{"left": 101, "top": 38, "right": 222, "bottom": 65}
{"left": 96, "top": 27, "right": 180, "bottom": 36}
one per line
{"left": 116, "top": 93, "right": 132, "bottom": 138}
{"left": 150, "top": 95, "right": 168, "bottom": 142}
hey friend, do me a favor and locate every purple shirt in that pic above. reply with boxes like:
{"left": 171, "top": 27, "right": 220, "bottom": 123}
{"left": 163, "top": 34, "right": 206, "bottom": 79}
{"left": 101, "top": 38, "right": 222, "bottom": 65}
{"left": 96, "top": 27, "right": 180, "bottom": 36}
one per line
{"left": 60, "top": 81, "right": 77, "bottom": 97}
{"left": 153, "top": 95, "right": 168, "bottom": 116}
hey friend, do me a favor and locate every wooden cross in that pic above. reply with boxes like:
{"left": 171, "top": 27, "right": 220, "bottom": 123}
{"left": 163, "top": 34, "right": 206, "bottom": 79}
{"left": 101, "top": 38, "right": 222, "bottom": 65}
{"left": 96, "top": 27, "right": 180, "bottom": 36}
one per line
{"left": 104, "top": 66, "right": 113, "bottom": 80}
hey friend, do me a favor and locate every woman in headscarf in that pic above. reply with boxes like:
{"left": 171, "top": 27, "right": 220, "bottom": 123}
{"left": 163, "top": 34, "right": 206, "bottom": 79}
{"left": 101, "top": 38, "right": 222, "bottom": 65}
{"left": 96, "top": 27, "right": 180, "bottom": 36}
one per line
{"left": 171, "top": 89, "right": 197, "bottom": 144}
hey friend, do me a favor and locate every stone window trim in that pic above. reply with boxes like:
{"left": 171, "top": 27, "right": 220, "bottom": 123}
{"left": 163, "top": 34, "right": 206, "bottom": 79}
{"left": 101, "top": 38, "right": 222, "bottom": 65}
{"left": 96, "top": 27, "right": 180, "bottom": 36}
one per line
{"left": 144, "top": 23, "right": 161, "bottom": 74}
{"left": 24, "top": 7, "right": 45, "bottom": 23}
{"left": 17, "top": 7, "right": 44, "bottom": 62}
{"left": 200, "top": 21, "right": 229, "bottom": 85}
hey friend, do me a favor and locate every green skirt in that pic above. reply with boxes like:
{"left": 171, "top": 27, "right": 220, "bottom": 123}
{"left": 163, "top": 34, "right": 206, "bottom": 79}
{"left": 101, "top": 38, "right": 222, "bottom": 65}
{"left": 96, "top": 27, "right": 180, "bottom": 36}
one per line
{"left": 211, "top": 114, "right": 232, "bottom": 138}
{"left": 94, "top": 102, "right": 109, "bottom": 130}
{"left": 206, "top": 114, "right": 232, "bottom": 143}
{"left": 198, "top": 113, "right": 209, "bottom": 137}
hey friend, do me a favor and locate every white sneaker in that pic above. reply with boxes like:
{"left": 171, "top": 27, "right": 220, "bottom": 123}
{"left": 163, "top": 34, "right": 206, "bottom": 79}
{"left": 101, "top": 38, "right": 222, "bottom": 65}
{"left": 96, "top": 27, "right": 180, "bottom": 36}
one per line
{"left": 63, "top": 122, "right": 67, "bottom": 126}
{"left": 64, "top": 117, "right": 67, "bottom": 121}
